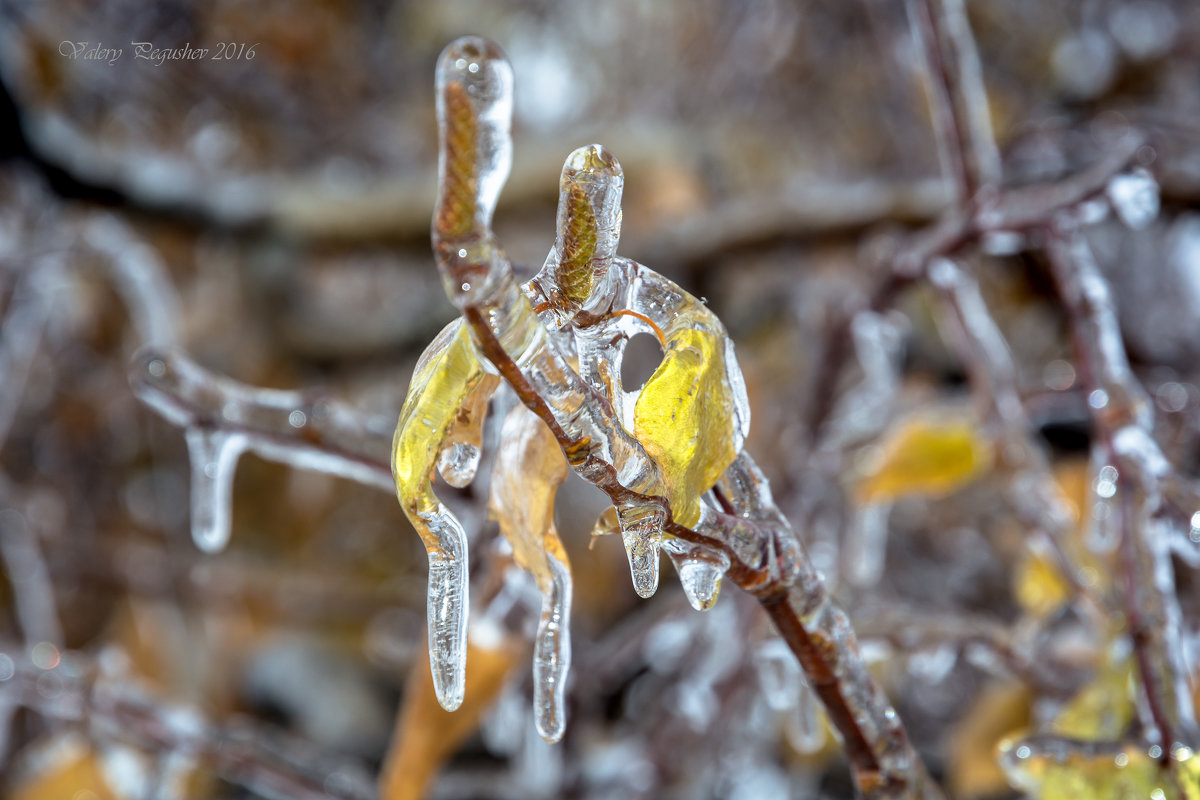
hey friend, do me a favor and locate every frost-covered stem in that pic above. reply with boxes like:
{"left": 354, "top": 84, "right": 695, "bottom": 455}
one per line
{"left": 0, "top": 509, "right": 63, "bottom": 646}
{"left": 906, "top": 0, "right": 1000, "bottom": 202}
{"left": 129, "top": 347, "right": 394, "bottom": 493}
{"left": 0, "top": 645, "right": 375, "bottom": 800}
{"left": 1045, "top": 228, "right": 1199, "bottom": 757}
{"left": 928, "top": 261, "right": 1108, "bottom": 622}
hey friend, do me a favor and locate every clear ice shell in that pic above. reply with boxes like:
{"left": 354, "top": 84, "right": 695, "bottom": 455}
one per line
{"left": 664, "top": 539, "right": 729, "bottom": 611}
{"left": 185, "top": 427, "right": 248, "bottom": 553}
{"left": 419, "top": 505, "right": 470, "bottom": 711}
{"left": 617, "top": 503, "right": 664, "bottom": 598}
{"left": 533, "top": 554, "right": 572, "bottom": 742}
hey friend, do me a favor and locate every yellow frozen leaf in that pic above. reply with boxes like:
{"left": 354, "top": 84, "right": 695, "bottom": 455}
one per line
{"left": 1051, "top": 656, "right": 1135, "bottom": 741}
{"left": 856, "top": 416, "right": 990, "bottom": 504}
{"left": 393, "top": 319, "right": 497, "bottom": 543}
{"left": 489, "top": 404, "right": 570, "bottom": 593}
{"left": 379, "top": 628, "right": 522, "bottom": 800}
{"left": 634, "top": 328, "right": 738, "bottom": 528}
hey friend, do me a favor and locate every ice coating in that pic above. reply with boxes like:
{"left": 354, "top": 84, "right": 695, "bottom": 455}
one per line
{"left": 664, "top": 538, "right": 728, "bottom": 611}
{"left": 393, "top": 321, "right": 497, "bottom": 711}
{"left": 185, "top": 427, "right": 248, "bottom": 553}
{"left": 533, "top": 554, "right": 572, "bottom": 742}
{"left": 545, "top": 145, "right": 623, "bottom": 311}
{"left": 487, "top": 402, "right": 573, "bottom": 741}
{"left": 433, "top": 37, "right": 513, "bottom": 246}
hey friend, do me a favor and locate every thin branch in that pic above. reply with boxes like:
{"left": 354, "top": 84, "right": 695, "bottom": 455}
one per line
{"left": 906, "top": 0, "right": 1001, "bottom": 202}
{"left": 1045, "top": 229, "right": 1199, "bottom": 758}
{"left": 0, "top": 645, "right": 376, "bottom": 800}
{"left": 128, "top": 347, "right": 395, "bottom": 493}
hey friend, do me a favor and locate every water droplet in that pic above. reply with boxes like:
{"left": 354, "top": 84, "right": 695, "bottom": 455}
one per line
{"left": 1043, "top": 359, "right": 1076, "bottom": 391}
{"left": 1107, "top": 169, "right": 1160, "bottom": 229}
{"left": 147, "top": 358, "right": 166, "bottom": 377}
{"left": 1149, "top": 744, "right": 1163, "bottom": 759}
{"left": 437, "top": 442, "right": 481, "bottom": 488}
{"left": 1089, "top": 389, "right": 1110, "bottom": 409}
{"left": 30, "top": 642, "right": 59, "bottom": 670}
{"left": 0, "top": 653, "right": 13, "bottom": 681}
{"left": 1190, "top": 511, "right": 1200, "bottom": 543}
{"left": 461, "top": 282, "right": 471, "bottom": 291}
{"left": 457, "top": 248, "right": 467, "bottom": 258}
{"left": 1015, "top": 745, "right": 1032, "bottom": 759}
{"left": 185, "top": 428, "right": 249, "bottom": 553}
{"left": 288, "top": 409, "right": 306, "bottom": 428}
{"left": 1156, "top": 382, "right": 1189, "bottom": 413}
{"left": 1115, "top": 751, "right": 1129, "bottom": 767}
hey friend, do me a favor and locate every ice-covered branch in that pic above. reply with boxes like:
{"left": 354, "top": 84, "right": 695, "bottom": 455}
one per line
{"left": 906, "top": 0, "right": 1001, "bottom": 202}
{"left": 1046, "top": 228, "right": 1199, "bottom": 759}
{"left": 0, "top": 643, "right": 375, "bottom": 800}
{"left": 128, "top": 347, "right": 395, "bottom": 552}
{"left": 420, "top": 36, "right": 940, "bottom": 799}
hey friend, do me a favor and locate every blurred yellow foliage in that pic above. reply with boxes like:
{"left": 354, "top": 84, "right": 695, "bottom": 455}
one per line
{"left": 856, "top": 416, "right": 990, "bottom": 504}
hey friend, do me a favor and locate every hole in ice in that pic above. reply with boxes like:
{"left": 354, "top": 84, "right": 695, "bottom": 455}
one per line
{"left": 620, "top": 333, "right": 663, "bottom": 392}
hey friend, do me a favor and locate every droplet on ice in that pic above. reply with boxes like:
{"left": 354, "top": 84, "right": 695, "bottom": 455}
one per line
{"left": 185, "top": 427, "right": 248, "bottom": 553}
{"left": 664, "top": 540, "right": 729, "bottom": 611}
{"left": 438, "top": 442, "right": 482, "bottom": 488}
{"left": 1107, "top": 169, "right": 1160, "bottom": 230}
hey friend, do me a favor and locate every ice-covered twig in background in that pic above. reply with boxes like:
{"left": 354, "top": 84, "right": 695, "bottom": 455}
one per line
{"left": 1045, "top": 228, "right": 1200, "bottom": 761}
{"left": 906, "top": 0, "right": 1001, "bottom": 202}
{"left": 0, "top": 642, "right": 376, "bottom": 800}
{"left": 80, "top": 214, "right": 181, "bottom": 348}
{"left": 128, "top": 347, "right": 396, "bottom": 551}
{"left": 425, "top": 36, "right": 940, "bottom": 799}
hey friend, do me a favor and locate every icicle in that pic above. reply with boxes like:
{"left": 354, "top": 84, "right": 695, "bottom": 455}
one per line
{"left": 184, "top": 427, "right": 248, "bottom": 553}
{"left": 663, "top": 539, "right": 729, "bottom": 611}
{"left": 617, "top": 503, "right": 664, "bottom": 598}
{"left": 1106, "top": 168, "right": 1159, "bottom": 230}
{"left": 533, "top": 553, "right": 572, "bottom": 742}
{"left": 419, "top": 506, "right": 470, "bottom": 711}
{"left": 784, "top": 678, "right": 825, "bottom": 755}
{"left": 753, "top": 639, "right": 801, "bottom": 712}
{"left": 845, "top": 501, "right": 891, "bottom": 587}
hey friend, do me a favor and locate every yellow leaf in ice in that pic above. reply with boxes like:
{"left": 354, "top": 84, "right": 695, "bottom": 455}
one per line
{"left": 856, "top": 416, "right": 990, "bottom": 504}
{"left": 489, "top": 403, "right": 571, "bottom": 593}
{"left": 634, "top": 328, "right": 738, "bottom": 528}
{"left": 393, "top": 319, "right": 497, "bottom": 546}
